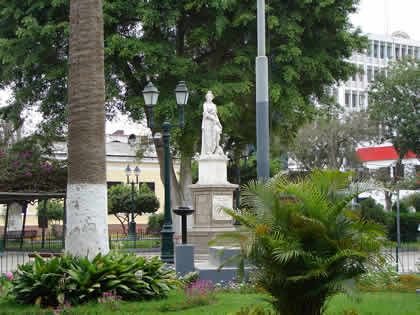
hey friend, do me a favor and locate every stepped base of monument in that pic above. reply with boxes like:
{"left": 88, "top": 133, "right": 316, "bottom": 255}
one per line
{"left": 188, "top": 227, "right": 237, "bottom": 255}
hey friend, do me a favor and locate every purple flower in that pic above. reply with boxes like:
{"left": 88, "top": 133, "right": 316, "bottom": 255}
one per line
{"left": 12, "top": 161, "right": 19, "bottom": 168}
{"left": 27, "top": 163, "right": 33, "bottom": 168}
{"left": 25, "top": 171, "right": 31, "bottom": 177}
{"left": 5, "top": 272, "right": 13, "bottom": 281}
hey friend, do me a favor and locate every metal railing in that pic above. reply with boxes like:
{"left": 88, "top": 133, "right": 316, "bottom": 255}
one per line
{"left": 383, "top": 243, "right": 420, "bottom": 273}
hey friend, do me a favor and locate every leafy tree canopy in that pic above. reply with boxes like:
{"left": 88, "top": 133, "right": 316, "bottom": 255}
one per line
{"left": 0, "top": 0, "right": 365, "bottom": 154}
{"left": 369, "top": 57, "right": 420, "bottom": 157}
{"left": 289, "top": 112, "right": 376, "bottom": 171}
{"left": 108, "top": 183, "right": 159, "bottom": 233}
{"left": 36, "top": 200, "right": 64, "bottom": 222}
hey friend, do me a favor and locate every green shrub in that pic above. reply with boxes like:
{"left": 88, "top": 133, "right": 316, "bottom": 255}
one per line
{"left": 10, "top": 251, "right": 178, "bottom": 307}
{"left": 360, "top": 197, "right": 387, "bottom": 225}
{"left": 147, "top": 213, "right": 164, "bottom": 233}
{"left": 215, "top": 170, "right": 385, "bottom": 315}
{"left": 386, "top": 212, "right": 420, "bottom": 242}
{"left": 392, "top": 200, "right": 409, "bottom": 213}
{"left": 404, "top": 193, "right": 420, "bottom": 212}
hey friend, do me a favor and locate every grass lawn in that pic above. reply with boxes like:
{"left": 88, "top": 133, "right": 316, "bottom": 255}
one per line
{"left": 326, "top": 292, "right": 420, "bottom": 315}
{"left": 0, "top": 291, "right": 271, "bottom": 314}
{"left": 110, "top": 239, "right": 161, "bottom": 249}
{"left": 1, "top": 290, "right": 420, "bottom": 314}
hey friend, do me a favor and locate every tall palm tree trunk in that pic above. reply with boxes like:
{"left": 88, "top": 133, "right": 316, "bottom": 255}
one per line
{"left": 65, "top": 0, "right": 109, "bottom": 258}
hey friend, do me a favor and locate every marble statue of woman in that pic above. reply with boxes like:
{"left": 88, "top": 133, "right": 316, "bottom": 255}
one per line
{"left": 201, "top": 91, "right": 224, "bottom": 157}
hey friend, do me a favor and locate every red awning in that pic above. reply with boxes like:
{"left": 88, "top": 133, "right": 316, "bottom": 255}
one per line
{"left": 357, "top": 146, "right": 417, "bottom": 162}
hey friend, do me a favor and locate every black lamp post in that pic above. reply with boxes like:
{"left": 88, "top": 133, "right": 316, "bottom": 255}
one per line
{"left": 142, "top": 80, "right": 189, "bottom": 264}
{"left": 125, "top": 165, "right": 141, "bottom": 241}
{"left": 233, "top": 149, "right": 248, "bottom": 226}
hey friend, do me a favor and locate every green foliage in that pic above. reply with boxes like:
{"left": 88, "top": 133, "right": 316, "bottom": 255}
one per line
{"left": 108, "top": 184, "right": 159, "bottom": 233}
{"left": 180, "top": 271, "right": 200, "bottom": 288}
{"left": 9, "top": 251, "right": 178, "bottom": 308}
{"left": 228, "top": 304, "right": 278, "bottom": 315}
{"left": 36, "top": 200, "right": 64, "bottom": 223}
{"left": 358, "top": 263, "right": 400, "bottom": 291}
{"left": 403, "top": 192, "right": 420, "bottom": 212}
{"left": 391, "top": 200, "right": 409, "bottom": 214}
{"left": 0, "top": 137, "right": 67, "bottom": 192}
{"left": 0, "top": 0, "right": 365, "bottom": 153}
{"left": 369, "top": 57, "right": 420, "bottom": 157}
{"left": 359, "top": 198, "right": 387, "bottom": 226}
{"left": 215, "top": 170, "right": 385, "bottom": 315}
{"left": 386, "top": 212, "right": 420, "bottom": 242}
{"left": 147, "top": 213, "right": 165, "bottom": 233}
{"left": 290, "top": 113, "right": 375, "bottom": 171}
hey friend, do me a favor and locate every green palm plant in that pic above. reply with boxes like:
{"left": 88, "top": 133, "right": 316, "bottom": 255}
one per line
{"left": 215, "top": 170, "right": 386, "bottom": 315}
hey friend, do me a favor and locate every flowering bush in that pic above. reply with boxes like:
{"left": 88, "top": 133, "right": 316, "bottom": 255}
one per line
{"left": 0, "top": 272, "right": 13, "bottom": 298}
{"left": 53, "top": 294, "right": 72, "bottom": 314}
{"left": 214, "top": 276, "right": 264, "bottom": 294}
{"left": 184, "top": 279, "right": 216, "bottom": 306}
{"left": 0, "top": 138, "right": 67, "bottom": 192}
{"left": 97, "top": 291, "right": 122, "bottom": 311}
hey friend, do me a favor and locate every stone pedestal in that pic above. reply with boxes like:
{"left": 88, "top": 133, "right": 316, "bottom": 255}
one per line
{"left": 175, "top": 244, "right": 194, "bottom": 276}
{"left": 188, "top": 183, "right": 238, "bottom": 255}
{"left": 198, "top": 156, "right": 229, "bottom": 185}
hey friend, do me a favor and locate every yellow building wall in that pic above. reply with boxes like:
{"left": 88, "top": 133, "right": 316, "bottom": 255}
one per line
{"left": 106, "top": 161, "right": 165, "bottom": 225}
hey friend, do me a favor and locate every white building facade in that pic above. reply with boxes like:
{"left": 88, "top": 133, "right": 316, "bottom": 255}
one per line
{"left": 334, "top": 32, "right": 420, "bottom": 113}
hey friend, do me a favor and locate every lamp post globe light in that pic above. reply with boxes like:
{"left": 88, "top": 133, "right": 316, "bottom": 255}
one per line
{"left": 125, "top": 164, "right": 141, "bottom": 241}
{"left": 142, "top": 80, "right": 189, "bottom": 264}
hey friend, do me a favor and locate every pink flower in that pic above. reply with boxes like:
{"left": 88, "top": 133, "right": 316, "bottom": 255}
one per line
{"left": 5, "top": 272, "right": 13, "bottom": 281}
{"left": 27, "top": 163, "right": 33, "bottom": 168}
{"left": 25, "top": 171, "right": 32, "bottom": 177}
{"left": 13, "top": 161, "right": 19, "bottom": 167}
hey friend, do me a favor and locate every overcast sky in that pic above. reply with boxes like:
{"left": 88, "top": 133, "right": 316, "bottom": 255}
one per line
{"left": 1, "top": 0, "right": 419, "bottom": 135}
{"left": 351, "top": 0, "right": 420, "bottom": 40}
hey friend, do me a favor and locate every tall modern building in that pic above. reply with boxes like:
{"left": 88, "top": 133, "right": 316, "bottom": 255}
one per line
{"left": 335, "top": 31, "right": 420, "bottom": 113}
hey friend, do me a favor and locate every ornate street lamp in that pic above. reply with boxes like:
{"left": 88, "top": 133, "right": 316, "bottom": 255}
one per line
{"left": 142, "top": 81, "right": 189, "bottom": 264}
{"left": 125, "top": 164, "right": 141, "bottom": 241}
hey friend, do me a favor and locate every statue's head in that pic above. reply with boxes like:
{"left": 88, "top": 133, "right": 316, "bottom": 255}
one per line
{"left": 205, "top": 91, "right": 214, "bottom": 102}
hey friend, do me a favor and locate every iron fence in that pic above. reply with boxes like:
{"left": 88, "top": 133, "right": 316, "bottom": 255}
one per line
{"left": 383, "top": 244, "right": 420, "bottom": 273}
{"left": 0, "top": 229, "right": 162, "bottom": 253}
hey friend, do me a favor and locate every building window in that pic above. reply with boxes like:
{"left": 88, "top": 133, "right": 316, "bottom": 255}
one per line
{"left": 367, "top": 66, "right": 373, "bottom": 82}
{"left": 408, "top": 46, "right": 412, "bottom": 57}
{"left": 415, "top": 47, "right": 419, "bottom": 59}
{"left": 352, "top": 93, "right": 357, "bottom": 108}
{"left": 387, "top": 45, "right": 392, "bottom": 58}
{"left": 345, "top": 91, "right": 351, "bottom": 107}
{"left": 107, "top": 181, "right": 122, "bottom": 189}
{"left": 139, "top": 182, "right": 155, "bottom": 192}
{"left": 380, "top": 44, "right": 385, "bottom": 59}
{"left": 395, "top": 45, "right": 400, "bottom": 59}
{"left": 393, "top": 164, "right": 405, "bottom": 179}
{"left": 373, "top": 42, "right": 378, "bottom": 58}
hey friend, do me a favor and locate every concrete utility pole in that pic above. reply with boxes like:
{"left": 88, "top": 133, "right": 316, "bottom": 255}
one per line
{"left": 256, "top": 0, "right": 270, "bottom": 181}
